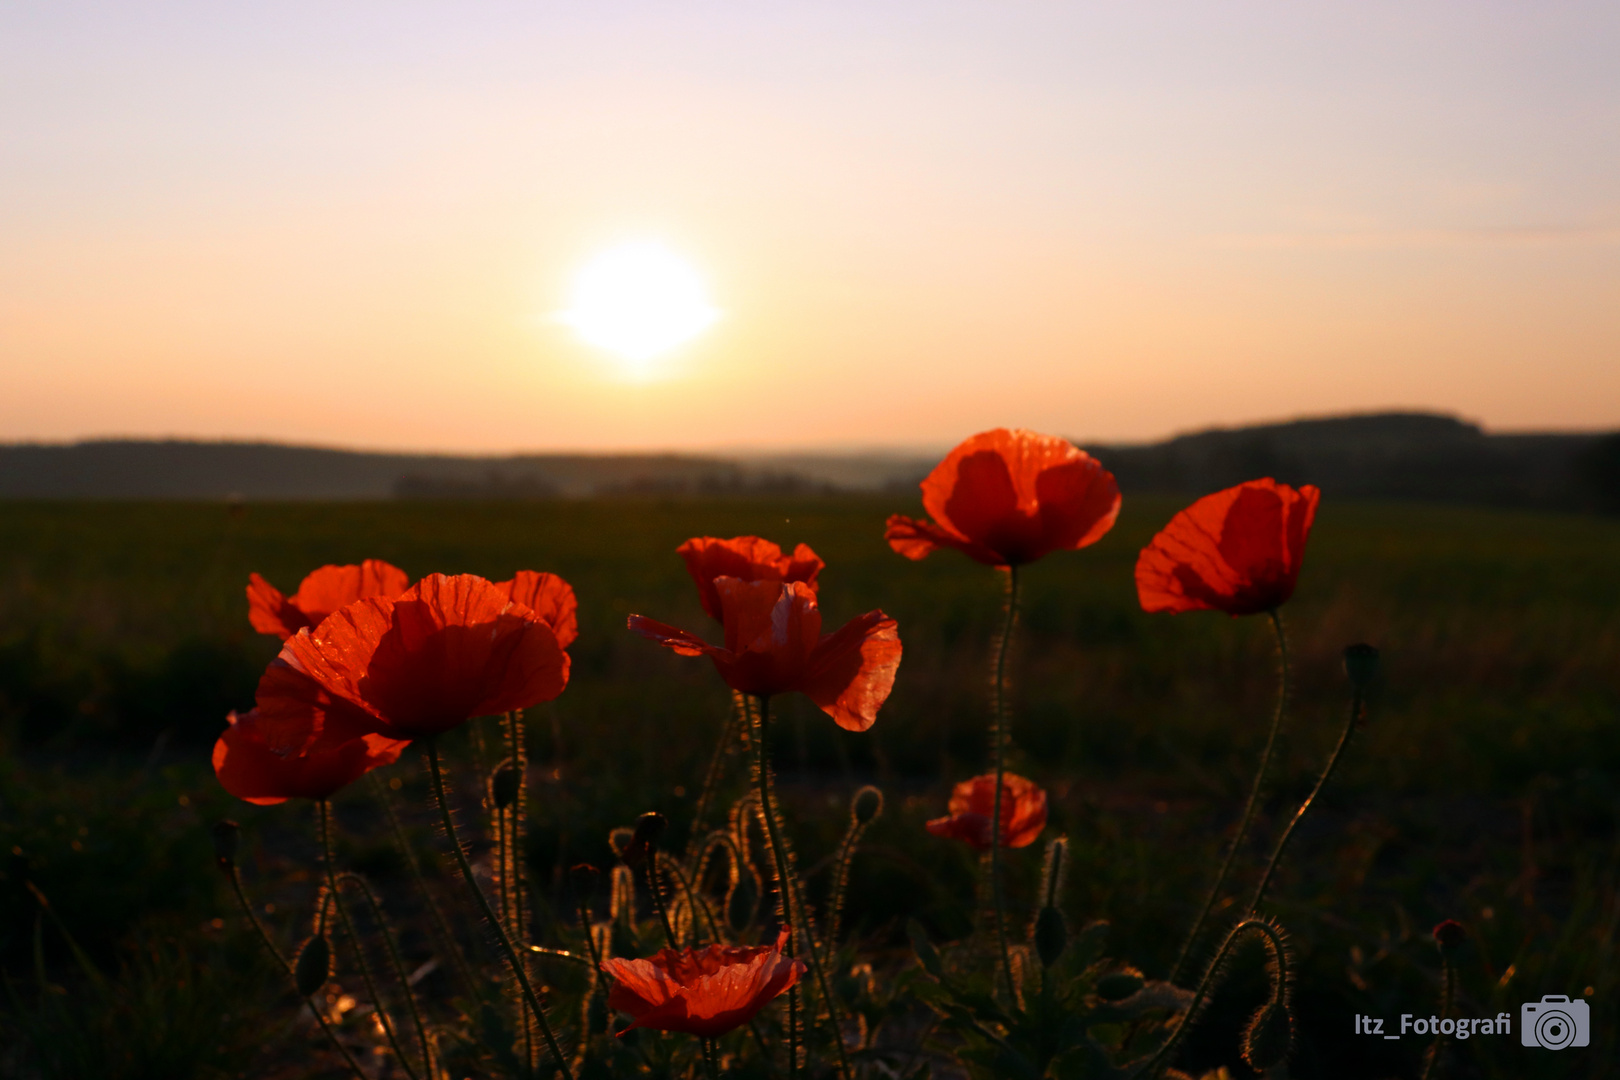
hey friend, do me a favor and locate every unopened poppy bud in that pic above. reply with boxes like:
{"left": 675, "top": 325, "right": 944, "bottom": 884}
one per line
{"left": 570, "top": 863, "right": 600, "bottom": 893}
{"left": 294, "top": 934, "right": 331, "bottom": 997}
{"left": 211, "top": 819, "right": 240, "bottom": 871}
{"left": 1432, "top": 919, "right": 1467, "bottom": 954}
{"left": 1343, "top": 643, "right": 1380, "bottom": 690}
{"left": 1034, "top": 905, "right": 1067, "bottom": 969}
{"left": 491, "top": 765, "right": 520, "bottom": 810}
{"left": 851, "top": 786, "right": 884, "bottom": 825}
{"left": 633, "top": 812, "right": 668, "bottom": 848}
{"left": 1096, "top": 968, "right": 1145, "bottom": 1002}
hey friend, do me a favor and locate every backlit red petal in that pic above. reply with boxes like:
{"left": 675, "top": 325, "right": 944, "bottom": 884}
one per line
{"left": 498, "top": 571, "right": 579, "bottom": 649}
{"left": 247, "top": 573, "right": 309, "bottom": 640}
{"left": 802, "top": 611, "right": 902, "bottom": 731}
{"left": 678, "top": 536, "right": 824, "bottom": 620}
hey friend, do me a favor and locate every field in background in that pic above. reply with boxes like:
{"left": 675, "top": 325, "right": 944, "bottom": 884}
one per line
{"left": 2, "top": 495, "right": 1617, "bottom": 1079}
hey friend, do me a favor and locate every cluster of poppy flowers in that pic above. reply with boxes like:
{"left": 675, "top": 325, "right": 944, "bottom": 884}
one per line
{"left": 213, "top": 426, "right": 1321, "bottom": 1042}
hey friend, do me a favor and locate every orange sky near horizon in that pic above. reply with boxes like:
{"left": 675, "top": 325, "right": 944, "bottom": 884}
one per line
{"left": 3, "top": 2, "right": 1618, "bottom": 453}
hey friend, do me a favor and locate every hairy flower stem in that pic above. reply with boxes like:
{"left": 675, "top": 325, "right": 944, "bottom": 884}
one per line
{"left": 318, "top": 802, "right": 419, "bottom": 1080}
{"left": 751, "top": 695, "right": 853, "bottom": 1080}
{"left": 503, "top": 710, "right": 534, "bottom": 1076}
{"left": 1247, "top": 679, "right": 1364, "bottom": 914}
{"left": 1167, "top": 610, "right": 1290, "bottom": 985}
{"left": 646, "top": 848, "right": 679, "bottom": 949}
{"left": 1420, "top": 950, "right": 1456, "bottom": 1080}
{"left": 701, "top": 1036, "right": 722, "bottom": 1080}
{"left": 339, "top": 872, "right": 435, "bottom": 1079}
{"left": 1148, "top": 918, "right": 1290, "bottom": 1080}
{"left": 987, "top": 564, "right": 1021, "bottom": 1003}
{"left": 224, "top": 864, "right": 368, "bottom": 1080}
{"left": 425, "top": 740, "right": 574, "bottom": 1080}
{"left": 369, "top": 772, "right": 481, "bottom": 1000}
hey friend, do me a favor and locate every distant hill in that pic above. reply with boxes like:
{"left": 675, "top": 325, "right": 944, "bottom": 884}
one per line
{"left": 1, "top": 413, "right": 1616, "bottom": 510}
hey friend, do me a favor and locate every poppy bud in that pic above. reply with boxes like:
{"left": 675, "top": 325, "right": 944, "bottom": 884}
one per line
{"left": 211, "top": 820, "right": 240, "bottom": 871}
{"left": 633, "top": 811, "right": 668, "bottom": 848}
{"left": 1096, "top": 968, "right": 1145, "bottom": 1002}
{"left": 1432, "top": 919, "right": 1467, "bottom": 955}
{"left": 1241, "top": 1000, "right": 1293, "bottom": 1071}
{"left": 570, "top": 863, "right": 599, "bottom": 894}
{"left": 1034, "top": 905, "right": 1067, "bottom": 969}
{"left": 491, "top": 764, "right": 520, "bottom": 810}
{"left": 1343, "top": 643, "right": 1380, "bottom": 690}
{"left": 294, "top": 934, "right": 332, "bottom": 997}
{"left": 851, "top": 786, "right": 884, "bottom": 825}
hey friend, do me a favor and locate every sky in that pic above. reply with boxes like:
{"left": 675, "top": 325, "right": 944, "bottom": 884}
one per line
{"left": 2, "top": 1, "right": 1618, "bottom": 453}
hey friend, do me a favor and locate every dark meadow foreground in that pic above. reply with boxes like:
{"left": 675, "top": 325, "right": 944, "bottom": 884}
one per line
{"left": 1, "top": 495, "right": 1617, "bottom": 1079}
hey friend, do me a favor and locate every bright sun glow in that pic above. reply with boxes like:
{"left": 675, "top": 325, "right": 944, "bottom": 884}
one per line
{"left": 558, "top": 243, "right": 720, "bottom": 371}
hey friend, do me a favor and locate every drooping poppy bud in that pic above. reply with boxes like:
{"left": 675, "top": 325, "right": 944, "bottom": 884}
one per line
{"left": 1432, "top": 919, "right": 1467, "bottom": 955}
{"left": 491, "top": 764, "right": 520, "bottom": 810}
{"left": 1242, "top": 999, "right": 1293, "bottom": 1071}
{"left": 1343, "top": 643, "right": 1381, "bottom": 690}
{"left": 851, "top": 786, "right": 884, "bottom": 826}
{"left": 1096, "top": 968, "right": 1145, "bottom": 1002}
{"left": 211, "top": 819, "right": 240, "bottom": 871}
{"left": 294, "top": 934, "right": 332, "bottom": 997}
{"left": 1034, "top": 906, "right": 1067, "bottom": 970}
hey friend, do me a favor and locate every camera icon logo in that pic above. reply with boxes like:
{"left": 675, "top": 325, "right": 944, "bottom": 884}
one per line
{"left": 1521, "top": 996, "right": 1589, "bottom": 1050}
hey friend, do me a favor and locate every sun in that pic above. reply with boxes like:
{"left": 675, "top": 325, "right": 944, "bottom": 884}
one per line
{"left": 558, "top": 242, "right": 720, "bottom": 373}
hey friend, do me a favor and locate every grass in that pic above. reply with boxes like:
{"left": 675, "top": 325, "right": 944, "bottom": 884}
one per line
{"left": 1, "top": 495, "right": 1617, "bottom": 1078}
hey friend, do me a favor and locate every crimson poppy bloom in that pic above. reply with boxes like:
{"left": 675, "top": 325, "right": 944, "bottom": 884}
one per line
{"left": 278, "top": 573, "right": 570, "bottom": 739}
{"left": 497, "top": 570, "right": 579, "bottom": 649}
{"left": 629, "top": 578, "right": 900, "bottom": 732}
{"left": 247, "top": 560, "right": 409, "bottom": 641}
{"left": 886, "top": 429, "right": 1121, "bottom": 568}
{"left": 1135, "top": 479, "right": 1321, "bottom": 616}
{"left": 676, "top": 536, "right": 824, "bottom": 621}
{"left": 926, "top": 772, "right": 1048, "bottom": 851}
{"left": 600, "top": 929, "right": 806, "bottom": 1037}
{"left": 213, "top": 660, "right": 409, "bottom": 805}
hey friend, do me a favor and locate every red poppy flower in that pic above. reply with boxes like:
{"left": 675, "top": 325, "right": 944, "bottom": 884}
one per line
{"left": 278, "top": 573, "right": 570, "bottom": 739}
{"left": 886, "top": 429, "right": 1121, "bottom": 568}
{"left": 925, "top": 772, "right": 1048, "bottom": 851}
{"left": 599, "top": 929, "right": 806, "bottom": 1038}
{"left": 247, "top": 560, "right": 409, "bottom": 641}
{"left": 212, "top": 661, "right": 409, "bottom": 805}
{"left": 496, "top": 570, "right": 579, "bottom": 649}
{"left": 628, "top": 578, "right": 900, "bottom": 732}
{"left": 1135, "top": 479, "right": 1321, "bottom": 616}
{"left": 676, "top": 536, "right": 824, "bottom": 621}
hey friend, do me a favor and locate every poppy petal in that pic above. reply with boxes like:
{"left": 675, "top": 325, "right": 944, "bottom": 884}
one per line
{"left": 677, "top": 536, "right": 824, "bottom": 620}
{"left": 627, "top": 615, "right": 723, "bottom": 659}
{"left": 499, "top": 571, "right": 579, "bottom": 649}
{"left": 247, "top": 573, "right": 309, "bottom": 640}
{"left": 801, "top": 611, "right": 902, "bottom": 732}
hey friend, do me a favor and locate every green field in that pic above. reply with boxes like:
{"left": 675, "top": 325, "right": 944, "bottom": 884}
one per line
{"left": 2, "top": 496, "right": 1617, "bottom": 1079}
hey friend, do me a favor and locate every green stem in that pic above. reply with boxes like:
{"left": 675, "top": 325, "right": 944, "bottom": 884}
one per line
{"left": 1167, "top": 610, "right": 1290, "bottom": 985}
{"left": 1246, "top": 680, "right": 1363, "bottom": 914}
{"left": 369, "top": 771, "right": 482, "bottom": 1000}
{"left": 426, "top": 740, "right": 574, "bottom": 1080}
{"left": 751, "top": 696, "right": 853, "bottom": 1080}
{"left": 1148, "top": 918, "right": 1289, "bottom": 1080}
{"left": 318, "top": 802, "right": 418, "bottom": 1080}
{"left": 505, "top": 709, "right": 534, "bottom": 1078}
{"left": 701, "top": 1035, "right": 722, "bottom": 1080}
{"left": 339, "top": 872, "right": 434, "bottom": 1079}
{"left": 987, "top": 564, "right": 1020, "bottom": 1003}
{"left": 225, "top": 864, "right": 368, "bottom": 1080}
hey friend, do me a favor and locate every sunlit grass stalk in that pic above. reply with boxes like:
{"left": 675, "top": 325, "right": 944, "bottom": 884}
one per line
{"left": 338, "top": 871, "right": 435, "bottom": 1079}
{"left": 424, "top": 740, "right": 574, "bottom": 1080}
{"left": 1246, "top": 675, "right": 1364, "bottom": 914}
{"left": 369, "top": 772, "right": 481, "bottom": 1000}
{"left": 222, "top": 864, "right": 368, "bottom": 1080}
{"left": 317, "top": 801, "right": 419, "bottom": 1080}
{"left": 646, "top": 846, "right": 679, "bottom": 949}
{"left": 987, "top": 565, "right": 1020, "bottom": 1002}
{"left": 1147, "top": 917, "right": 1290, "bottom": 1080}
{"left": 1167, "top": 610, "right": 1290, "bottom": 985}
{"left": 751, "top": 694, "right": 853, "bottom": 1080}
